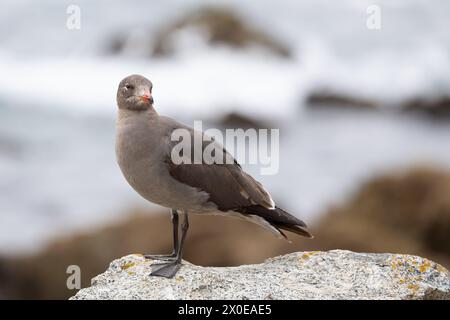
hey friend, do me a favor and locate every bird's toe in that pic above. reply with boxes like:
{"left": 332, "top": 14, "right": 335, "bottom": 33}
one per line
{"left": 150, "top": 262, "right": 182, "bottom": 278}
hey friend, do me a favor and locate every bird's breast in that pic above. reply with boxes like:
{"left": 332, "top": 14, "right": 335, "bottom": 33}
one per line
{"left": 115, "top": 115, "right": 211, "bottom": 211}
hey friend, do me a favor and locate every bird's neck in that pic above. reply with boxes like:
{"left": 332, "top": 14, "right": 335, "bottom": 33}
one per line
{"left": 117, "top": 105, "right": 159, "bottom": 122}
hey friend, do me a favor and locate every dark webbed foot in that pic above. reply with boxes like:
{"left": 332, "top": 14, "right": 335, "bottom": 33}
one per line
{"left": 144, "top": 253, "right": 177, "bottom": 261}
{"left": 150, "top": 261, "right": 182, "bottom": 278}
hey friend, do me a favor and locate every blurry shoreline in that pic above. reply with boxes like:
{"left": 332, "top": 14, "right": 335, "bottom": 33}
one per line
{"left": 1, "top": 166, "right": 449, "bottom": 299}
{"left": 2, "top": 103, "right": 450, "bottom": 255}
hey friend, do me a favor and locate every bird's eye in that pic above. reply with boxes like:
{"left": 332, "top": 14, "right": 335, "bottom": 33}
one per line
{"left": 124, "top": 84, "right": 133, "bottom": 90}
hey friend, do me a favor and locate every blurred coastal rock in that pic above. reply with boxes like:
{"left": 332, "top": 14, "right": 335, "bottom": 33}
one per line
{"left": 316, "top": 167, "right": 450, "bottom": 267}
{"left": 215, "top": 112, "right": 273, "bottom": 130}
{"left": 305, "top": 90, "right": 450, "bottom": 119}
{"left": 109, "top": 7, "right": 291, "bottom": 58}
{"left": 152, "top": 7, "right": 291, "bottom": 58}
{"left": 402, "top": 96, "right": 450, "bottom": 118}
{"left": 71, "top": 250, "right": 450, "bottom": 300}
{"left": 305, "top": 90, "right": 378, "bottom": 109}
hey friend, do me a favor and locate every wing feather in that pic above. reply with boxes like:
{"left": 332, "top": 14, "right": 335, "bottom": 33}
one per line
{"left": 164, "top": 122, "right": 312, "bottom": 239}
{"left": 167, "top": 129, "right": 274, "bottom": 210}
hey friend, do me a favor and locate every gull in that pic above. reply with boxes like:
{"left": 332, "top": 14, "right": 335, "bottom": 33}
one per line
{"left": 115, "top": 74, "right": 312, "bottom": 278}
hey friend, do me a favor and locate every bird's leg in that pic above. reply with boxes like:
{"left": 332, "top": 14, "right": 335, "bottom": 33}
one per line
{"left": 144, "top": 209, "right": 179, "bottom": 261}
{"left": 176, "top": 210, "right": 189, "bottom": 262}
{"left": 150, "top": 211, "right": 189, "bottom": 278}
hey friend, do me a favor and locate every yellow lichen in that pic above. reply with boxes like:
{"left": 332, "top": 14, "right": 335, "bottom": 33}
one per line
{"left": 300, "top": 251, "right": 320, "bottom": 260}
{"left": 121, "top": 262, "right": 136, "bottom": 270}
{"left": 407, "top": 284, "right": 419, "bottom": 292}
{"left": 418, "top": 260, "right": 431, "bottom": 273}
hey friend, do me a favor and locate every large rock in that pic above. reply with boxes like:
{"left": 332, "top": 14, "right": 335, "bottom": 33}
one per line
{"left": 71, "top": 250, "right": 450, "bottom": 300}
{"left": 151, "top": 7, "right": 291, "bottom": 58}
{"left": 107, "top": 7, "right": 291, "bottom": 58}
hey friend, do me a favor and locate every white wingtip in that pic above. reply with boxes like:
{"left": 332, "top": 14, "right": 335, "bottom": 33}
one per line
{"left": 268, "top": 198, "right": 276, "bottom": 209}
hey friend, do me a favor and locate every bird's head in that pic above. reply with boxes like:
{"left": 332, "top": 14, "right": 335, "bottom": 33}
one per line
{"left": 117, "top": 74, "right": 154, "bottom": 111}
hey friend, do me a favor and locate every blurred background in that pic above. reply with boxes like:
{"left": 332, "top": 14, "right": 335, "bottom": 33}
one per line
{"left": 1, "top": 0, "right": 450, "bottom": 299}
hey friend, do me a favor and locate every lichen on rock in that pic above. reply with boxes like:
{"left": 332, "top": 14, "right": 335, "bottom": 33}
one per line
{"left": 71, "top": 250, "right": 450, "bottom": 300}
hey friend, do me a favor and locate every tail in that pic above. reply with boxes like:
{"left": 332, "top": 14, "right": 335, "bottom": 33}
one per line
{"left": 274, "top": 222, "right": 313, "bottom": 239}
{"left": 237, "top": 205, "right": 313, "bottom": 239}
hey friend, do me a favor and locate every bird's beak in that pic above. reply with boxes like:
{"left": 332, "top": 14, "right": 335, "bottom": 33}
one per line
{"left": 140, "top": 94, "right": 152, "bottom": 103}
{"left": 139, "top": 89, "right": 153, "bottom": 104}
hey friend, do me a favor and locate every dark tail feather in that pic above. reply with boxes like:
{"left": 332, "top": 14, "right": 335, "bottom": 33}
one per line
{"left": 237, "top": 205, "right": 313, "bottom": 239}
{"left": 274, "top": 223, "right": 313, "bottom": 239}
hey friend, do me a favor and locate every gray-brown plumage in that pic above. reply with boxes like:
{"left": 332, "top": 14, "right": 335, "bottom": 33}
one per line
{"left": 115, "top": 74, "right": 312, "bottom": 277}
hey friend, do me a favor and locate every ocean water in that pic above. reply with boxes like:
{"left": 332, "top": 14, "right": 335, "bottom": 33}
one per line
{"left": 1, "top": 0, "right": 450, "bottom": 254}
